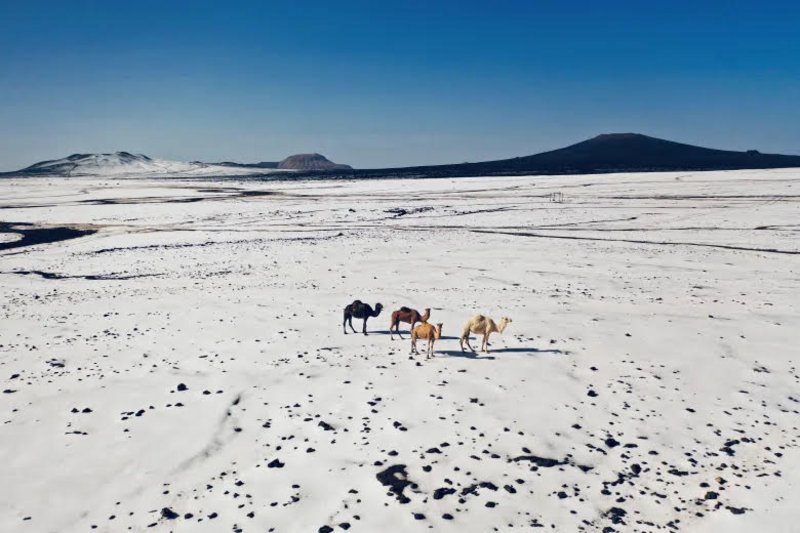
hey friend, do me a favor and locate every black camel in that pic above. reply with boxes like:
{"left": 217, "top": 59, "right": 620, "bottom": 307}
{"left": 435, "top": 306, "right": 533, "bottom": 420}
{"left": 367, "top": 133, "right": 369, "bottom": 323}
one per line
{"left": 343, "top": 300, "right": 383, "bottom": 335}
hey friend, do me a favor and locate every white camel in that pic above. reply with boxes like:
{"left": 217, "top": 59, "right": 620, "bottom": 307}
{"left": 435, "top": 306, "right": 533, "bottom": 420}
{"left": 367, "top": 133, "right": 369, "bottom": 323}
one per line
{"left": 459, "top": 315, "right": 512, "bottom": 353}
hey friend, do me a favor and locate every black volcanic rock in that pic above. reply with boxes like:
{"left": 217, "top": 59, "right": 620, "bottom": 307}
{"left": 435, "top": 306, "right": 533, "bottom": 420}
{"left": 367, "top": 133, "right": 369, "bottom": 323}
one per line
{"left": 277, "top": 153, "right": 352, "bottom": 170}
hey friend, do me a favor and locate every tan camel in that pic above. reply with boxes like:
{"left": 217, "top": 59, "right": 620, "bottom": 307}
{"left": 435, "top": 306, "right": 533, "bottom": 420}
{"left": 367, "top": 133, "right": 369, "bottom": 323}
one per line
{"left": 460, "top": 315, "right": 512, "bottom": 353}
{"left": 389, "top": 307, "right": 431, "bottom": 339}
{"left": 411, "top": 322, "right": 443, "bottom": 359}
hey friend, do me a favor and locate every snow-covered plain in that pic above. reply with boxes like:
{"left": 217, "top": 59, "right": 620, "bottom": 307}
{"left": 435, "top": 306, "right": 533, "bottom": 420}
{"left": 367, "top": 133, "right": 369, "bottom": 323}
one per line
{"left": 1, "top": 169, "right": 798, "bottom": 533}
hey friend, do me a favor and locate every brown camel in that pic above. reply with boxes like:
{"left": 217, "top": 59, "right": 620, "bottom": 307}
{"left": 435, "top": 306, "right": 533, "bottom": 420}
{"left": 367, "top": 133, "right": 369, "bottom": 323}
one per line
{"left": 389, "top": 306, "right": 431, "bottom": 340}
{"left": 460, "top": 315, "right": 512, "bottom": 353}
{"left": 411, "top": 322, "right": 443, "bottom": 359}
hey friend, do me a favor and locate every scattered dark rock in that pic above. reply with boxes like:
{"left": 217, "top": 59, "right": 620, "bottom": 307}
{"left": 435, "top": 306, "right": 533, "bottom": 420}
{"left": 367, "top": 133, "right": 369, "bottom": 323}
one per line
{"left": 606, "top": 507, "right": 627, "bottom": 524}
{"left": 376, "top": 464, "right": 413, "bottom": 504}
{"left": 433, "top": 487, "right": 456, "bottom": 500}
{"left": 462, "top": 482, "right": 499, "bottom": 497}
{"left": 160, "top": 508, "right": 179, "bottom": 520}
{"left": 512, "top": 455, "right": 564, "bottom": 468}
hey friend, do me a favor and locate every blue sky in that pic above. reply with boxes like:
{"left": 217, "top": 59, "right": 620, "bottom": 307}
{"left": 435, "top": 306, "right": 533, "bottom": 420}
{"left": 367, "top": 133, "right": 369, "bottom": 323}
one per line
{"left": 1, "top": 0, "right": 798, "bottom": 170}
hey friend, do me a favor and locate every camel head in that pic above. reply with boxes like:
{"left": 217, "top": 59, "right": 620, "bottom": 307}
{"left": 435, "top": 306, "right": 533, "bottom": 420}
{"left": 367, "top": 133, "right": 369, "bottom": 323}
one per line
{"left": 434, "top": 323, "right": 443, "bottom": 339}
{"left": 374, "top": 303, "right": 384, "bottom": 316}
{"left": 498, "top": 317, "right": 512, "bottom": 332}
{"left": 421, "top": 308, "right": 431, "bottom": 320}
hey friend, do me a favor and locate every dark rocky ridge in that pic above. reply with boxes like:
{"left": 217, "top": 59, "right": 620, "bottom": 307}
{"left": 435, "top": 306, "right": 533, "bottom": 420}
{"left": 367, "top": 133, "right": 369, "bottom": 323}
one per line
{"left": 307, "top": 133, "right": 800, "bottom": 180}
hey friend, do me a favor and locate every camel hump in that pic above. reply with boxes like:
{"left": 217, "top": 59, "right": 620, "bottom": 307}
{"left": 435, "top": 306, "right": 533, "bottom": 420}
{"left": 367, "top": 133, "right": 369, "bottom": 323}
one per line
{"left": 351, "top": 299, "right": 363, "bottom": 306}
{"left": 399, "top": 306, "right": 412, "bottom": 313}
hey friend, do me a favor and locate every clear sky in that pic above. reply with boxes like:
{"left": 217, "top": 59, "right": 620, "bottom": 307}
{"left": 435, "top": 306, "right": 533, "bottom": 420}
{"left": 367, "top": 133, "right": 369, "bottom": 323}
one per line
{"left": 1, "top": 0, "right": 798, "bottom": 170}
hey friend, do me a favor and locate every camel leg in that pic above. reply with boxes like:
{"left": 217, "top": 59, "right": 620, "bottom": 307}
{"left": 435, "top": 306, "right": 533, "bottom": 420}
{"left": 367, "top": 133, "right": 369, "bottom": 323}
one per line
{"left": 482, "top": 333, "right": 490, "bottom": 353}
{"left": 362, "top": 318, "right": 368, "bottom": 335}
{"left": 348, "top": 316, "right": 357, "bottom": 334}
{"left": 463, "top": 335, "right": 476, "bottom": 353}
{"left": 395, "top": 318, "right": 404, "bottom": 340}
{"left": 343, "top": 313, "right": 349, "bottom": 334}
{"left": 411, "top": 334, "right": 417, "bottom": 355}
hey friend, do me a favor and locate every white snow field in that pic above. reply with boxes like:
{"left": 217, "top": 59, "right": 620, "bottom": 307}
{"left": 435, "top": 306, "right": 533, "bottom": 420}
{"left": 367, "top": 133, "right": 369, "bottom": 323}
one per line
{"left": 0, "top": 169, "right": 798, "bottom": 533}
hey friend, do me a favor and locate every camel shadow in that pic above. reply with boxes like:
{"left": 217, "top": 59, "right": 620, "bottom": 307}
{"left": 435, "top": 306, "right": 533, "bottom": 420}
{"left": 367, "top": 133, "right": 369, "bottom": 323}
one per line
{"left": 436, "top": 350, "right": 497, "bottom": 360}
{"left": 372, "top": 329, "right": 417, "bottom": 337}
{"left": 493, "top": 347, "right": 564, "bottom": 355}
{"left": 436, "top": 347, "right": 563, "bottom": 359}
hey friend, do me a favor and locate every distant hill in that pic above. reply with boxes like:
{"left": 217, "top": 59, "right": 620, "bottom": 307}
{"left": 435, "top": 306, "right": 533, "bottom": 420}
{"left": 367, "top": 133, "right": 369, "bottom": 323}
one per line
{"left": 474, "top": 133, "right": 800, "bottom": 174}
{"left": 214, "top": 153, "right": 352, "bottom": 171}
{"left": 321, "top": 133, "right": 800, "bottom": 179}
{"left": 4, "top": 135, "right": 798, "bottom": 179}
{"left": 1, "top": 151, "right": 351, "bottom": 177}
{"left": 202, "top": 154, "right": 352, "bottom": 171}
{"left": 16, "top": 152, "right": 160, "bottom": 177}
{"left": 2, "top": 152, "right": 289, "bottom": 178}
{"left": 277, "top": 153, "right": 352, "bottom": 170}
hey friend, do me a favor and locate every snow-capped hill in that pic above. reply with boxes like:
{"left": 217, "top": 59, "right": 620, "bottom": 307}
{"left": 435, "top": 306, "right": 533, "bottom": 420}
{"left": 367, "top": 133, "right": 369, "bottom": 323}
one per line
{"left": 8, "top": 152, "right": 288, "bottom": 178}
{"left": 23, "top": 152, "right": 157, "bottom": 176}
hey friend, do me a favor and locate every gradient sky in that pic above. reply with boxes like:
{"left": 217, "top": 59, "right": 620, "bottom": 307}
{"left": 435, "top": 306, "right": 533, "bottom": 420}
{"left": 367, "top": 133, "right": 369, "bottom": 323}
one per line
{"left": 1, "top": 0, "right": 798, "bottom": 170}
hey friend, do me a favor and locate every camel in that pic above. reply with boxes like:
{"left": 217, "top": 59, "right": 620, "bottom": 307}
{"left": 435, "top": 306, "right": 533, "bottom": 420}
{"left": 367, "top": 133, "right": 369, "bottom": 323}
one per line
{"left": 411, "top": 322, "right": 443, "bottom": 359}
{"left": 343, "top": 300, "right": 383, "bottom": 335}
{"left": 389, "top": 307, "right": 431, "bottom": 340}
{"left": 460, "top": 315, "right": 512, "bottom": 353}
